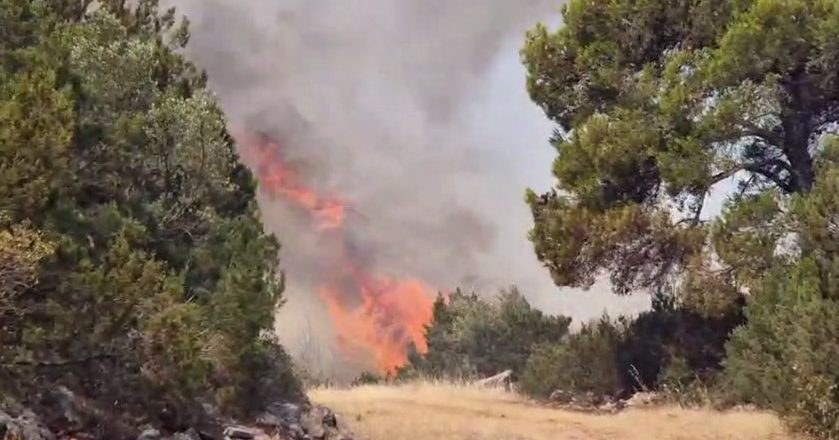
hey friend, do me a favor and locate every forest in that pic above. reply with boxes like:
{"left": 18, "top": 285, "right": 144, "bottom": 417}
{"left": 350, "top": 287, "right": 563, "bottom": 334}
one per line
{"left": 3, "top": 0, "right": 839, "bottom": 439}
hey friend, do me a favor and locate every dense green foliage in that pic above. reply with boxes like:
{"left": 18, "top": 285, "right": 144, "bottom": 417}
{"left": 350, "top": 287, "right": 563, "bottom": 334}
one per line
{"left": 520, "top": 294, "right": 741, "bottom": 400}
{"left": 399, "top": 285, "right": 737, "bottom": 405}
{"left": 522, "top": 0, "right": 839, "bottom": 301}
{"left": 523, "top": 0, "right": 839, "bottom": 435}
{"left": 724, "top": 152, "right": 839, "bottom": 437}
{"left": 521, "top": 316, "right": 624, "bottom": 399}
{"left": 398, "top": 288, "right": 571, "bottom": 380}
{"left": 0, "top": 0, "right": 299, "bottom": 430}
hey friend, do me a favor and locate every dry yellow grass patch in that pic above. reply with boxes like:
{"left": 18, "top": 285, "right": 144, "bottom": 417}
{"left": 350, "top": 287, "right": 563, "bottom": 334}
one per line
{"left": 310, "top": 381, "right": 801, "bottom": 440}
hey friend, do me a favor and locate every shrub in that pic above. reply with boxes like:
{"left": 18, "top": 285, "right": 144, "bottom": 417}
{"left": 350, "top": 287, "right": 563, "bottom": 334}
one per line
{"left": 405, "top": 287, "right": 571, "bottom": 380}
{"left": 519, "top": 294, "right": 742, "bottom": 402}
{"left": 726, "top": 259, "right": 839, "bottom": 437}
{"left": 521, "top": 316, "right": 623, "bottom": 399}
{"left": 353, "top": 371, "right": 385, "bottom": 386}
{"left": 618, "top": 292, "right": 744, "bottom": 394}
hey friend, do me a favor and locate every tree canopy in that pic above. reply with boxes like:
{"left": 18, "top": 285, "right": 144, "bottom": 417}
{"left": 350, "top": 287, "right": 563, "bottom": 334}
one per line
{"left": 0, "top": 0, "right": 299, "bottom": 431}
{"left": 522, "top": 0, "right": 839, "bottom": 300}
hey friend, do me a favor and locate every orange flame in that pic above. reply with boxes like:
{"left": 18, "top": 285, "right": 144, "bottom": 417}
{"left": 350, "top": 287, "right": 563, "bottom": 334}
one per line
{"left": 238, "top": 132, "right": 434, "bottom": 372}
{"left": 239, "top": 133, "right": 347, "bottom": 231}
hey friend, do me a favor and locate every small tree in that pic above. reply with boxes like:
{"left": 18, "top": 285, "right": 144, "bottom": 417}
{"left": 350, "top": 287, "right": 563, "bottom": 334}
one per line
{"left": 521, "top": 316, "right": 624, "bottom": 399}
{"left": 726, "top": 157, "right": 839, "bottom": 437}
{"left": 404, "top": 287, "right": 571, "bottom": 380}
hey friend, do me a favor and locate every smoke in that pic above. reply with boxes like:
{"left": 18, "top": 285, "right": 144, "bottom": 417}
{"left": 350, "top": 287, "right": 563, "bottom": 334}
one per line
{"left": 164, "top": 0, "right": 649, "bottom": 377}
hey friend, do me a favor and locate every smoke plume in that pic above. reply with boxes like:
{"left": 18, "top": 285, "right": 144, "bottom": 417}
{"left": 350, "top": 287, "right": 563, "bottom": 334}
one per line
{"left": 164, "top": 0, "right": 648, "bottom": 378}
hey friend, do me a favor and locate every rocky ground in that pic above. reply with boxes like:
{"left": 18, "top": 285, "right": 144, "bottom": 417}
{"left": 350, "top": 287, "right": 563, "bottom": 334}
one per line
{"left": 0, "top": 388, "right": 354, "bottom": 440}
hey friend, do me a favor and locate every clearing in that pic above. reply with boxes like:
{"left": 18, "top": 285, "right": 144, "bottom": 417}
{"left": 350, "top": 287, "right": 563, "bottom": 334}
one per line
{"left": 310, "top": 382, "right": 800, "bottom": 440}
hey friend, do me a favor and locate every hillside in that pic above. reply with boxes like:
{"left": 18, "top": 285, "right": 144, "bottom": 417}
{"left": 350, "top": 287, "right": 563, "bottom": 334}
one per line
{"left": 310, "top": 382, "right": 800, "bottom": 440}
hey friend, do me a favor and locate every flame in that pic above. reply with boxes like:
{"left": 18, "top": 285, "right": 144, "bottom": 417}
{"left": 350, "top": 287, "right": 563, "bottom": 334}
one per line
{"left": 238, "top": 132, "right": 434, "bottom": 372}
{"left": 321, "top": 262, "right": 433, "bottom": 372}
{"left": 239, "top": 133, "right": 347, "bottom": 231}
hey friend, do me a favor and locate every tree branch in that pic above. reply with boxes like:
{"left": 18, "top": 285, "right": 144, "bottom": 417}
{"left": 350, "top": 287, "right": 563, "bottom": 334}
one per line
{"left": 709, "top": 158, "right": 794, "bottom": 193}
{"left": 742, "top": 127, "right": 783, "bottom": 147}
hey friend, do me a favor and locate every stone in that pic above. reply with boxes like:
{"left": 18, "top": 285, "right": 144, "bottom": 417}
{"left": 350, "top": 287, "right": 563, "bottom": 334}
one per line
{"left": 285, "top": 422, "right": 305, "bottom": 438}
{"left": 311, "top": 406, "right": 337, "bottom": 428}
{"left": 308, "top": 424, "right": 326, "bottom": 439}
{"left": 0, "top": 409, "right": 55, "bottom": 440}
{"left": 251, "top": 401, "right": 354, "bottom": 440}
{"left": 475, "top": 370, "right": 513, "bottom": 389}
{"left": 549, "top": 389, "right": 573, "bottom": 405}
{"left": 598, "top": 399, "right": 624, "bottom": 414}
{"left": 224, "top": 425, "right": 257, "bottom": 439}
{"left": 170, "top": 428, "right": 202, "bottom": 440}
{"left": 137, "top": 428, "right": 162, "bottom": 440}
{"left": 54, "top": 386, "right": 84, "bottom": 428}
{"left": 625, "top": 392, "right": 660, "bottom": 408}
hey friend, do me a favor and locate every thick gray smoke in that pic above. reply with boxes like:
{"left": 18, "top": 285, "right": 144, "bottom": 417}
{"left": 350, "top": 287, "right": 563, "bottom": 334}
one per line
{"left": 165, "top": 0, "right": 648, "bottom": 377}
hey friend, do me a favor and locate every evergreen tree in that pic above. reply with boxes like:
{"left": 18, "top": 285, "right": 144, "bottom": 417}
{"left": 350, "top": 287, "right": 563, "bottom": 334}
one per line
{"left": 0, "top": 0, "right": 300, "bottom": 429}
{"left": 522, "top": 0, "right": 839, "bottom": 302}
{"left": 402, "top": 288, "right": 571, "bottom": 379}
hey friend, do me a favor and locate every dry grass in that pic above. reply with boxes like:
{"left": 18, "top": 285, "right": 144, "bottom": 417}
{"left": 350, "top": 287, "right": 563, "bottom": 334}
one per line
{"left": 309, "top": 381, "right": 803, "bottom": 440}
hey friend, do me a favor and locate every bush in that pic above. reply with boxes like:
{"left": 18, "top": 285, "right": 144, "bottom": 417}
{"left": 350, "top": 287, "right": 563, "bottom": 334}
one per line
{"left": 402, "top": 287, "right": 571, "bottom": 380}
{"left": 519, "top": 293, "right": 742, "bottom": 402}
{"left": 618, "top": 292, "right": 744, "bottom": 394}
{"left": 726, "top": 259, "right": 839, "bottom": 437}
{"left": 521, "top": 316, "right": 624, "bottom": 399}
{"left": 353, "top": 371, "right": 385, "bottom": 386}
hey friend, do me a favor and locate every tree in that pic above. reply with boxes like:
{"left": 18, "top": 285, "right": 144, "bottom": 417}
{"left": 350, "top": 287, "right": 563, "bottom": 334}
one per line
{"left": 0, "top": 0, "right": 299, "bottom": 429}
{"left": 725, "top": 153, "right": 839, "bottom": 437}
{"left": 401, "top": 287, "right": 571, "bottom": 379}
{"left": 522, "top": 0, "right": 839, "bottom": 300}
{"left": 521, "top": 316, "right": 624, "bottom": 399}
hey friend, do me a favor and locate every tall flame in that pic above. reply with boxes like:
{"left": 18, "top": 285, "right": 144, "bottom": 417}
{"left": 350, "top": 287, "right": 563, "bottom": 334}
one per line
{"left": 238, "top": 132, "right": 434, "bottom": 372}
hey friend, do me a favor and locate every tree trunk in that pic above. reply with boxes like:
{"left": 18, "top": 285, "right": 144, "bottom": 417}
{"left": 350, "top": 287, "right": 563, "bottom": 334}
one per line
{"left": 782, "top": 69, "right": 816, "bottom": 193}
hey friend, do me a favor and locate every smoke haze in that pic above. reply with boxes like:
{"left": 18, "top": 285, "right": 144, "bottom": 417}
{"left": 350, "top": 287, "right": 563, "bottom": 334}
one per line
{"left": 164, "top": 0, "right": 649, "bottom": 377}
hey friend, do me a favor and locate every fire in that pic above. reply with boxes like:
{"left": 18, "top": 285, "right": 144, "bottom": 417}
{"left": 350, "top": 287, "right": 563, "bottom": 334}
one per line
{"left": 321, "top": 262, "right": 433, "bottom": 372}
{"left": 239, "top": 133, "right": 347, "bottom": 231}
{"left": 237, "top": 132, "right": 434, "bottom": 372}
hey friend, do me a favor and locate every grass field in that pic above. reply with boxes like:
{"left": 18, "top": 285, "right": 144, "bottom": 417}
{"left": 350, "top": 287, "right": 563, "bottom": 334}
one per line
{"left": 309, "top": 382, "right": 801, "bottom": 440}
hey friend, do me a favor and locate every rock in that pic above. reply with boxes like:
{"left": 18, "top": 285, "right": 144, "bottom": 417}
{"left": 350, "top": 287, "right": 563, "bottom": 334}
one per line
{"left": 224, "top": 425, "right": 257, "bottom": 439}
{"left": 598, "top": 399, "right": 625, "bottom": 414}
{"left": 170, "top": 428, "right": 203, "bottom": 440}
{"left": 0, "top": 409, "right": 55, "bottom": 440}
{"left": 572, "top": 391, "right": 600, "bottom": 408}
{"left": 475, "top": 370, "right": 514, "bottom": 389}
{"left": 54, "top": 386, "right": 83, "bottom": 427}
{"left": 549, "top": 389, "right": 573, "bottom": 405}
{"left": 312, "top": 406, "right": 337, "bottom": 429}
{"left": 137, "top": 428, "right": 162, "bottom": 440}
{"left": 625, "top": 392, "right": 660, "bottom": 408}
{"left": 308, "top": 424, "right": 326, "bottom": 439}
{"left": 259, "top": 402, "right": 302, "bottom": 428}
{"left": 301, "top": 410, "right": 327, "bottom": 439}
{"left": 251, "top": 401, "right": 354, "bottom": 440}
{"left": 285, "top": 422, "right": 305, "bottom": 439}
